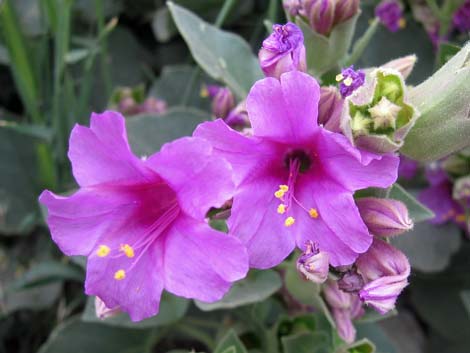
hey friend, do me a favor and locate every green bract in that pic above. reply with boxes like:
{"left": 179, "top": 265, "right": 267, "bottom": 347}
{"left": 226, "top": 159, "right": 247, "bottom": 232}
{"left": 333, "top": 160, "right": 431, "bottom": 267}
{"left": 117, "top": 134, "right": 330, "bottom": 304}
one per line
{"left": 341, "top": 68, "right": 418, "bottom": 153}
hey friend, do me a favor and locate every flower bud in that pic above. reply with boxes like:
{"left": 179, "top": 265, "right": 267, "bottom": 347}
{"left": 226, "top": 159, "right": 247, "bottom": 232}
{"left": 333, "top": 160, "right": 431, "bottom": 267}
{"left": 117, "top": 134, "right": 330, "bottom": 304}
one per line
{"left": 375, "top": 0, "right": 406, "bottom": 33}
{"left": 453, "top": 176, "right": 470, "bottom": 207}
{"left": 225, "top": 100, "right": 249, "bottom": 128}
{"left": 204, "top": 85, "right": 235, "bottom": 119}
{"left": 139, "top": 97, "right": 167, "bottom": 115}
{"left": 356, "top": 197, "right": 413, "bottom": 237}
{"left": 323, "top": 280, "right": 364, "bottom": 343}
{"left": 258, "top": 22, "right": 307, "bottom": 79}
{"left": 356, "top": 239, "right": 410, "bottom": 314}
{"left": 341, "top": 68, "right": 418, "bottom": 154}
{"left": 318, "top": 86, "right": 343, "bottom": 132}
{"left": 338, "top": 270, "right": 364, "bottom": 293}
{"left": 303, "top": 0, "right": 336, "bottom": 36}
{"left": 95, "top": 297, "right": 121, "bottom": 320}
{"left": 334, "top": 0, "right": 360, "bottom": 24}
{"left": 381, "top": 55, "right": 417, "bottom": 80}
{"left": 442, "top": 151, "right": 470, "bottom": 176}
{"left": 283, "top": 0, "right": 302, "bottom": 16}
{"left": 296, "top": 241, "right": 329, "bottom": 283}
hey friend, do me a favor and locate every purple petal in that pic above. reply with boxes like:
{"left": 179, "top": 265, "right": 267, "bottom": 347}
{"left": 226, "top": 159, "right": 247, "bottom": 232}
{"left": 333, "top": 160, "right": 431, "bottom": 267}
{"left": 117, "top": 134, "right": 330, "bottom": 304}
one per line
{"left": 418, "top": 182, "right": 461, "bottom": 224}
{"left": 316, "top": 128, "right": 398, "bottom": 190}
{"left": 147, "top": 137, "right": 235, "bottom": 220}
{"left": 163, "top": 216, "right": 248, "bottom": 301}
{"left": 228, "top": 175, "right": 297, "bottom": 269}
{"left": 194, "top": 119, "right": 273, "bottom": 185}
{"left": 246, "top": 71, "right": 320, "bottom": 143}
{"left": 69, "top": 111, "right": 151, "bottom": 187}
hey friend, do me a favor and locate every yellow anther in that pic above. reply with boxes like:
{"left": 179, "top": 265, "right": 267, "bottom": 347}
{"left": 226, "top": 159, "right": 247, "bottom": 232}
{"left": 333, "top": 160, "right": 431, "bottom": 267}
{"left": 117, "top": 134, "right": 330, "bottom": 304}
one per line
{"left": 277, "top": 204, "right": 287, "bottom": 214}
{"left": 343, "top": 77, "right": 353, "bottom": 87}
{"left": 309, "top": 208, "right": 319, "bottom": 219}
{"left": 114, "top": 269, "right": 126, "bottom": 280}
{"left": 274, "top": 190, "right": 285, "bottom": 199}
{"left": 456, "top": 214, "right": 466, "bottom": 222}
{"left": 399, "top": 18, "right": 406, "bottom": 29}
{"left": 120, "top": 244, "right": 135, "bottom": 258}
{"left": 279, "top": 185, "right": 289, "bottom": 192}
{"left": 284, "top": 216, "right": 295, "bottom": 227}
{"left": 335, "top": 73, "right": 344, "bottom": 82}
{"left": 96, "top": 245, "right": 110, "bottom": 258}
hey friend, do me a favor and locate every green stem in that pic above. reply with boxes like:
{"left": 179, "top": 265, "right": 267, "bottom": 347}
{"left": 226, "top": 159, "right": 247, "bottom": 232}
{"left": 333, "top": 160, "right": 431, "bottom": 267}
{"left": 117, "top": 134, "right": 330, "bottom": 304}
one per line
{"left": 424, "top": 0, "right": 442, "bottom": 19}
{"left": 267, "top": 0, "right": 278, "bottom": 25}
{"left": 95, "top": 0, "right": 112, "bottom": 100}
{"left": 214, "top": 0, "right": 237, "bottom": 28}
{"left": 344, "top": 18, "right": 379, "bottom": 67}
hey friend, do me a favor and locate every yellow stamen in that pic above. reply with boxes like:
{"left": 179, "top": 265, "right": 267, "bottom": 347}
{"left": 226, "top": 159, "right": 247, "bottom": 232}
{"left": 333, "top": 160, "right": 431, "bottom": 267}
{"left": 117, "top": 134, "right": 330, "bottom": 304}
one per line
{"left": 114, "top": 269, "right": 126, "bottom": 280}
{"left": 200, "top": 86, "right": 209, "bottom": 98}
{"left": 279, "top": 185, "right": 289, "bottom": 192}
{"left": 277, "top": 204, "right": 286, "bottom": 214}
{"left": 398, "top": 18, "right": 406, "bottom": 29}
{"left": 456, "top": 214, "right": 466, "bottom": 222}
{"left": 284, "top": 216, "right": 295, "bottom": 227}
{"left": 309, "top": 208, "right": 319, "bottom": 219}
{"left": 274, "top": 190, "right": 285, "bottom": 199}
{"left": 120, "top": 244, "right": 135, "bottom": 258}
{"left": 335, "top": 73, "right": 344, "bottom": 82}
{"left": 343, "top": 77, "right": 353, "bottom": 87}
{"left": 96, "top": 245, "right": 110, "bottom": 258}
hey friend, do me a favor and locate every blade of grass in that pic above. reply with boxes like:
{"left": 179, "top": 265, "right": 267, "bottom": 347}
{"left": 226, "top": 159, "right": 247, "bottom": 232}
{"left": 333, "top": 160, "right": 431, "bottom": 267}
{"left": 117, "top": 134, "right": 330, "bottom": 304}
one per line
{"left": 0, "top": 0, "right": 41, "bottom": 123}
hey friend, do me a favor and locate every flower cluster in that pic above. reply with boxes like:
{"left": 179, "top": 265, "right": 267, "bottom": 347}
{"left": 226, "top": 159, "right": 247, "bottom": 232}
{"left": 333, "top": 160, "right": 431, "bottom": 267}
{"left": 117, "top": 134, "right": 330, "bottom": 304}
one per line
{"left": 40, "top": 23, "right": 414, "bottom": 342}
{"left": 375, "top": 0, "right": 406, "bottom": 32}
{"left": 110, "top": 86, "right": 167, "bottom": 116}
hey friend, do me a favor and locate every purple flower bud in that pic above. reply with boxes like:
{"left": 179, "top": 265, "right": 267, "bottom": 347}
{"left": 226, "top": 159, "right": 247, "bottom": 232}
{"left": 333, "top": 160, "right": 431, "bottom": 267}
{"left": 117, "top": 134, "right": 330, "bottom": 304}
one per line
{"left": 453, "top": 0, "right": 470, "bottom": 33}
{"left": 323, "top": 280, "right": 364, "bottom": 343}
{"left": 356, "top": 197, "right": 413, "bottom": 237}
{"left": 336, "top": 65, "right": 365, "bottom": 98}
{"left": 225, "top": 100, "right": 250, "bottom": 129}
{"left": 95, "top": 296, "right": 121, "bottom": 319}
{"left": 375, "top": 0, "right": 406, "bottom": 33}
{"left": 138, "top": 97, "right": 167, "bottom": 115}
{"left": 303, "top": 0, "right": 336, "bottom": 35}
{"left": 204, "top": 85, "right": 235, "bottom": 119}
{"left": 334, "top": 0, "right": 360, "bottom": 24}
{"left": 258, "top": 22, "right": 307, "bottom": 79}
{"left": 297, "top": 241, "right": 329, "bottom": 283}
{"left": 338, "top": 270, "right": 364, "bottom": 293}
{"left": 318, "top": 86, "right": 344, "bottom": 132}
{"left": 283, "top": 0, "right": 302, "bottom": 16}
{"left": 356, "top": 239, "right": 410, "bottom": 314}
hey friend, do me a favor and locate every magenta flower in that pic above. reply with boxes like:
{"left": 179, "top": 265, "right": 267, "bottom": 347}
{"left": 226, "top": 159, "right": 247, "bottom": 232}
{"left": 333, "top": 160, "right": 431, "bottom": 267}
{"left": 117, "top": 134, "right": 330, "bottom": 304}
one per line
{"left": 296, "top": 241, "right": 329, "bottom": 283}
{"left": 335, "top": 66, "right": 365, "bottom": 98}
{"left": 195, "top": 71, "right": 399, "bottom": 268}
{"left": 375, "top": 0, "right": 406, "bottom": 33}
{"left": 356, "top": 238, "right": 410, "bottom": 314}
{"left": 39, "top": 111, "right": 248, "bottom": 321}
{"left": 258, "top": 22, "right": 307, "bottom": 79}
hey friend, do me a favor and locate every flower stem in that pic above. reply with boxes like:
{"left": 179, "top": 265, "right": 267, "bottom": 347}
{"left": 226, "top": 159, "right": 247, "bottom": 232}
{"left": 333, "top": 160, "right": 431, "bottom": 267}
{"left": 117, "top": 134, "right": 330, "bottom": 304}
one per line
{"left": 344, "top": 18, "right": 379, "bottom": 67}
{"left": 215, "top": 0, "right": 237, "bottom": 28}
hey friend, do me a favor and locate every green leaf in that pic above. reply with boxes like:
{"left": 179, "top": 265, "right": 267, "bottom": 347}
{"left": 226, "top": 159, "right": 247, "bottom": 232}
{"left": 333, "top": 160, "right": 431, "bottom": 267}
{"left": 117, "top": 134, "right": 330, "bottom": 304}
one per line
{"left": 281, "top": 331, "right": 330, "bottom": 353}
{"left": 126, "top": 107, "right": 209, "bottom": 156}
{"left": 82, "top": 292, "right": 189, "bottom": 329}
{"left": 346, "top": 338, "right": 376, "bottom": 353}
{"left": 388, "top": 184, "right": 434, "bottom": 222}
{"left": 438, "top": 43, "right": 461, "bottom": 68}
{"left": 214, "top": 330, "right": 248, "bottom": 353}
{"left": 0, "top": 127, "right": 41, "bottom": 235}
{"left": 9, "top": 261, "right": 84, "bottom": 290}
{"left": 355, "top": 323, "right": 397, "bottom": 353}
{"left": 149, "top": 65, "right": 211, "bottom": 110}
{"left": 167, "top": 2, "right": 262, "bottom": 98}
{"left": 402, "top": 42, "right": 470, "bottom": 161}
{"left": 195, "top": 270, "right": 281, "bottom": 311}
{"left": 297, "top": 13, "right": 359, "bottom": 77}
{"left": 38, "top": 317, "right": 151, "bottom": 353}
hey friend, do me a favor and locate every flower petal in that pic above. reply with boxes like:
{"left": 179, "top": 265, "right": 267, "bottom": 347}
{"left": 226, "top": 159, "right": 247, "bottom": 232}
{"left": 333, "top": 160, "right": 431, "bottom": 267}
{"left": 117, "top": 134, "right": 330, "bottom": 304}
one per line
{"left": 147, "top": 137, "right": 235, "bottom": 220}
{"left": 85, "top": 236, "right": 165, "bottom": 322}
{"left": 247, "top": 71, "right": 320, "bottom": 143}
{"left": 69, "top": 111, "right": 151, "bottom": 187}
{"left": 418, "top": 182, "right": 461, "bottom": 224}
{"left": 316, "top": 128, "right": 398, "bottom": 190}
{"left": 163, "top": 216, "right": 248, "bottom": 301}
{"left": 228, "top": 175, "right": 297, "bottom": 269}
{"left": 194, "top": 119, "right": 271, "bottom": 185}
